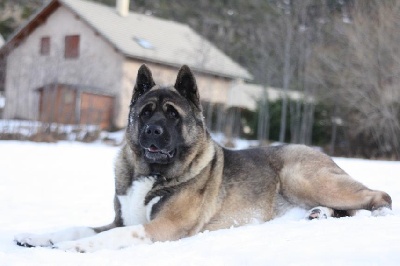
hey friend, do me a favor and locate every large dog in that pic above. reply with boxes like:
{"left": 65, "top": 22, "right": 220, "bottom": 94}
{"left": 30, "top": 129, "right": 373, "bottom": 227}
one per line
{"left": 15, "top": 65, "right": 392, "bottom": 252}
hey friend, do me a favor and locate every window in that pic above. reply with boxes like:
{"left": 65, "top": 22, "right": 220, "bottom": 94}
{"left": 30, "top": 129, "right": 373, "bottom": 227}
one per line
{"left": 133, "top": 36, "right": 154, "bottom": 49}
{"left": 40, "top": 37, "right": 50, "bottom": 55}
{"left": 64, "top": 35, "right": 80, "bottom": 59}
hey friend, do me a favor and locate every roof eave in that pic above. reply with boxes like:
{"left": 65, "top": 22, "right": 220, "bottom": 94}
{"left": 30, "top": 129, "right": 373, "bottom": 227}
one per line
{"left": 123, "top": 53, "right": 252, "bottom": 81}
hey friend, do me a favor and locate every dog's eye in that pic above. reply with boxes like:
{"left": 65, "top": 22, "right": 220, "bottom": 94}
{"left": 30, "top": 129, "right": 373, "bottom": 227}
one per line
{"left": 141, "top": 105, "right": 153, "bottom": 118}
{"left": 166, "top": 105, "right": 179, "bottom": 119}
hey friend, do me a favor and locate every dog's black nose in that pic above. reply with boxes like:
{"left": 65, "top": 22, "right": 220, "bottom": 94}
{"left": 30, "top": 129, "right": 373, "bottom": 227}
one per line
{"left": 145, "top": 125, "right": 164, "bottom": 136}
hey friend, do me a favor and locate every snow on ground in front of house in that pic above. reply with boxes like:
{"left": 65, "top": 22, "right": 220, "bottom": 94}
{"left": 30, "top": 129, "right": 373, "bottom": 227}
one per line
{"left": 0, "top": 141, "right": 400, "bottom": 266}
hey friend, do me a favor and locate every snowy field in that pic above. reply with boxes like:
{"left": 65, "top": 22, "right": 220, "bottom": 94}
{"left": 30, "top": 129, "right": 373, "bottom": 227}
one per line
{"left": 1, "top": 141, "right": 400, "bottom": 266}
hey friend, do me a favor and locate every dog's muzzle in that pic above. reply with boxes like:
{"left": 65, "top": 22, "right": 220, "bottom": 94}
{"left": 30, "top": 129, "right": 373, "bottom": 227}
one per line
{"left": 140, "top": 125, "right": 176, "bottom": 164}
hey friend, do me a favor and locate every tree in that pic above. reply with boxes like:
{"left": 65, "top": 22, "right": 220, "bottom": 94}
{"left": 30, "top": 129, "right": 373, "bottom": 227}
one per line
{"left": 278, "top": 0, "right": 293, "bottom": 143}
{"left": 310, "top": 1, "right": 400, "bottom": 158}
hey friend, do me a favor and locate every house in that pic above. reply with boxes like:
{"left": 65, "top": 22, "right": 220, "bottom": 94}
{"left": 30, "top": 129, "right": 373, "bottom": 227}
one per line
{"left": 0, "top": 0, "right": 251, "bottom": 129}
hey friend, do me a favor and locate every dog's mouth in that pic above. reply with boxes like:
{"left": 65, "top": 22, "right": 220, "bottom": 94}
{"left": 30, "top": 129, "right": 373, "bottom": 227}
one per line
{"left": 144, "top": 145, "right": 176, "bottom": 163}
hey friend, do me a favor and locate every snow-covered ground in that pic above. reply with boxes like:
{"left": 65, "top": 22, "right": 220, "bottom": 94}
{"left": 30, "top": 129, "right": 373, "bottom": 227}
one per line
{"left": 1, "top": 141, "right": 399, "bottom": 266}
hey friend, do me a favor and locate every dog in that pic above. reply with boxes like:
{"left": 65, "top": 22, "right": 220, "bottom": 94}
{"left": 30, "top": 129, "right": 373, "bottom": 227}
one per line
{"left": 15, "top": 65, "right": 392, "bottom": 252}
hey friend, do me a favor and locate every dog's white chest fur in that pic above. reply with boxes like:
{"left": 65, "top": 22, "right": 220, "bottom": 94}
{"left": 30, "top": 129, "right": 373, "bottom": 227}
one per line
{"left": 117, "top": 177, "right": 161, "bottom": 226}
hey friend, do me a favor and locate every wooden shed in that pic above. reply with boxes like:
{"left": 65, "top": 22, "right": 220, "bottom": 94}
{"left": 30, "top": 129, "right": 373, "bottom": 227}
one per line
{"left": 37, "top": 84, "right": 114, "bottom": 129}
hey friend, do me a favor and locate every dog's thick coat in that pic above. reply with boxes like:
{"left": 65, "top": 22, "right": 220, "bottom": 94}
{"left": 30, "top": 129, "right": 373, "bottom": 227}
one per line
{"left": 15, "top": 65, "right": 392, "bottom": 252}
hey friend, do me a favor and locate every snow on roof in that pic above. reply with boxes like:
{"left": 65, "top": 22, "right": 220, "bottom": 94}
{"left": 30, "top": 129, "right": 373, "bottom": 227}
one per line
{"left": 59, "top": 0, "right": 252, "bottom": 80}
{"left": 227, "top": 82, "right": 305, "bottom": 110}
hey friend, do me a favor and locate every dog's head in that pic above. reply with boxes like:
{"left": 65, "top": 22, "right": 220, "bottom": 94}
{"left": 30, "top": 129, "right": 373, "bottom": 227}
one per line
{"left": 126, "top": 64, "right": 207, "bottom": 171}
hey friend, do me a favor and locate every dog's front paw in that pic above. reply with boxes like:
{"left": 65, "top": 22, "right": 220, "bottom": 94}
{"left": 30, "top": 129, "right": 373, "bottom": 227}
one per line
{"left": 14, "top": 233, "right": 54, "bottom": 248}
{"left": 53, "top": 240, "right": 91, "bottom": 253}
{"left": 54, "top": 238, "right": 104, "bottom": 253}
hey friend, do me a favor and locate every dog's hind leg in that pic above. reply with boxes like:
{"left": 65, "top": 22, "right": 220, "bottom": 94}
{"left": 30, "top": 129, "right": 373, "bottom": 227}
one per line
{"left": 279, "top": 146, "right": 392, "bottom": 217}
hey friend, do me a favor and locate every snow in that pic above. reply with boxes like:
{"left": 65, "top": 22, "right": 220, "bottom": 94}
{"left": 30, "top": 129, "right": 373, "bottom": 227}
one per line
{"left": 0, "top": 119, "right": 100, "bottom": 141}
{"left": 1, "top": 141, "right": 400, "bottom": 265}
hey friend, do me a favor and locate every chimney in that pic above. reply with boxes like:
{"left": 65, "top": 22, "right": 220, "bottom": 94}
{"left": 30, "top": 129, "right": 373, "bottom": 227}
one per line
{"left": 116, "top": 0, "right": 129, "bottom": 17}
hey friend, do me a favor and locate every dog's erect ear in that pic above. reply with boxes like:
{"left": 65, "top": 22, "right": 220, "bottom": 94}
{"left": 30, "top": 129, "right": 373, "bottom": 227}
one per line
{"left": 174, "top": 65, "right": 201, "bottom": 109}
{"left": 131, "top": 64, "right": 156, "bottom": 104}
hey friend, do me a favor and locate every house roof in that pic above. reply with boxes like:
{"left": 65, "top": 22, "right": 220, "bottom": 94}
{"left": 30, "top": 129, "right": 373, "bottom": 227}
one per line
{"left": 0, "top": 0, "right": 252, "bottom": 80}
{"left": 226, "top": 82, "right": 305, "bottom": 110}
